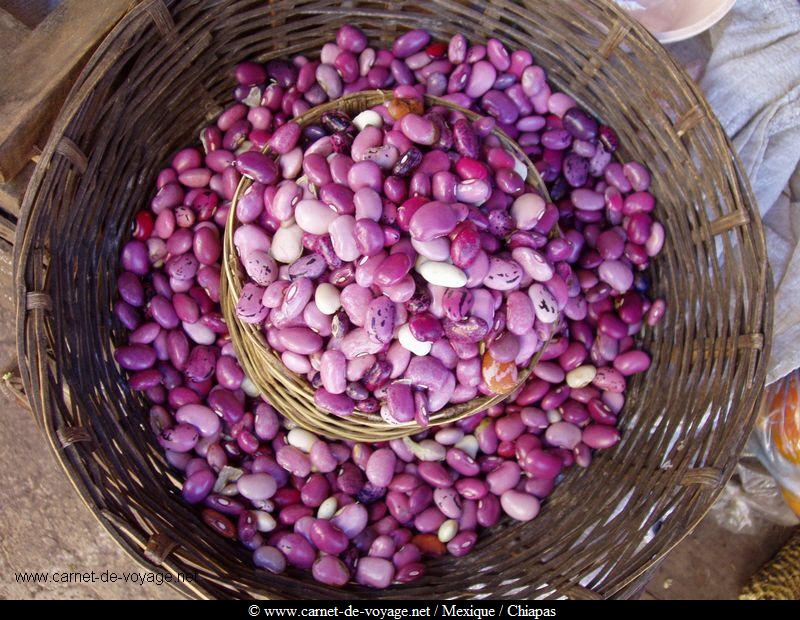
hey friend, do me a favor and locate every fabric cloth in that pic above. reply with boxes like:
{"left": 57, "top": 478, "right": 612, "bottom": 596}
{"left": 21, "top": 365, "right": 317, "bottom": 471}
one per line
{"left": 672, "top": 0, "right": 800, "bottom": 384}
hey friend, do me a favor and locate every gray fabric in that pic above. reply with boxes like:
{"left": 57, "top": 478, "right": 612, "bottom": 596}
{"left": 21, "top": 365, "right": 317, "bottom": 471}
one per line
{"left": 671, "top": 0, "right": 800, "bottom": 384}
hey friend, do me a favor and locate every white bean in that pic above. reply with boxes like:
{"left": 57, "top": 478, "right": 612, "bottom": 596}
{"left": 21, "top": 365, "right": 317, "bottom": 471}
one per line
{"left": 454, "top": 434, "right": 479, "bottom": 459}
{"left": 317, "top": 497, "right": 338, "bottom": 520}
{"left": 353, "top": 110, "right": 383, "bottom": 131}
{"left": 416, "top": 261, "right": 467, "bottom": 288}
{"left": 437, "top": 519, "right": 459, "bottom": 543}
{"left": 270, "top": 224, "right": 304, "bottom": 263}
{"left": 182, "top": 320, "right": 215, "bottom": 345}
{"left": 287, "top": 427, "right": 318, "bottom": 453}
{"left": 254, "top": 510, "right": 277, "bottom": 532}
{"left": 529, "top": 283, "right": 559, "bottom": 324}
{"left": 294, "top": 199, "right": 338, "bottom": 235}
{"left": 397, "top": 323, "right": 432, "bottom": 356}
{"left": 314, "top": 282, "right": 341, "bottom": 315}
{"left": 403, "top": 437, "right": 446, "bottom": 461}
{"left": 566, "top": 365, "right": 597, "bottom": 389}
{"left": 241, "top": 376, "right": 259, "bottom": 397}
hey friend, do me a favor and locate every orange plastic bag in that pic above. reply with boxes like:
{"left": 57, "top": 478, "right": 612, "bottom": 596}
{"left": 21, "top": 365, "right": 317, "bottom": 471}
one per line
{"left": 710, "top": 371, "right": 800, "bottom": 533}
{"left": 753, "top": 369, "right": 800, "bottom": 516}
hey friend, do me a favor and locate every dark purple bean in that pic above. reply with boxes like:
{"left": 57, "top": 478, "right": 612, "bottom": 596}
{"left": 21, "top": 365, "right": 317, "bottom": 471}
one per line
{"left": 481, "top": 90, "right": 519, "bottom": 124}
{"left": 206, "top": 389, "right": 243, "bottom": 427}
{"left": 357, "top": 481, "right": 387, "bottom": 505}
{"left": 443, "top": 316, "right": 489, "bottom": 344}
{"left": 476, "top": 494, "right": 501, "bottom": 528}
{"left": 452, "top": 118, "right": 479, "bottom": 159}
{"left": 362, "top": 360, "right": 392, "bottom": 391}
{"left": 238, "top": 511, "right": 258, "bottom": 542}
{"left": 392, "top": 29, "right": 430, "bottom": 58}
{"left": 114, "top": 345, "right": 156, "bottom": 371}
{"left": 314, "top": 388, "right": 355, "bottom": 417}
{"left": 384, "top": 383, "right": 415, "bottom": 423}
{"left": 118, "top": 272, "right": 144, "bottom": 307}
{"left": 266, "top": 58, "right": 297, "bottom": 88}
{"left": 236, "top": 151, "right": 279, "bottom": 185}
{"left": 205, "top": 494, "right": 246, "bottom": 516}
{"left": 186, "top": 346, "right": 216, "bottom": 381}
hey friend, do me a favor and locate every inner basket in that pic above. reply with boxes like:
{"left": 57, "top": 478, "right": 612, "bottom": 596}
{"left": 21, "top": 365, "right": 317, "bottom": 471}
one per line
{"left": 15, "top": 0, "right": 772, "bottom": 600}
{"left": 221, "top": 89, "right": 554, "bottom": 442}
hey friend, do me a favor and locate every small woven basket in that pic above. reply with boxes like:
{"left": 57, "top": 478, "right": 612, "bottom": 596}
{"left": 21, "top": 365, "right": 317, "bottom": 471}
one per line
{"left": 740, "top": 529, "right": 800, "bottom": 600}
{"left": 15, "top": 0, "right": 772, "bottom": 600}
{"left": 221, "top": 89, "right": 552, "bottom": 442}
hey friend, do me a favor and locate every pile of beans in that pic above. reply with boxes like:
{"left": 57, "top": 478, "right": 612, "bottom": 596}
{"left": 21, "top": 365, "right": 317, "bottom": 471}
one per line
{"left": 233, "top": 98, "right": 563, "bottom": 422}
{"left": 114, "top": 25, "right": 666, "bottom": 588}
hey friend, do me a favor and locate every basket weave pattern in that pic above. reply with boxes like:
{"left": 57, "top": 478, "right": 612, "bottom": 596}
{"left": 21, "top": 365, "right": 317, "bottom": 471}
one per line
{"left": 15, "top": 0, "right": 771, "bottom": 600}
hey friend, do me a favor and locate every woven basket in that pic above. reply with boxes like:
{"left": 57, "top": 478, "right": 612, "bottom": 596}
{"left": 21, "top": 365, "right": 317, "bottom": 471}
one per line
{"left": 740, "top": 529, "right": 800, "bottom": 600}
{"left": 15, "top": 0, "right": 772, "bottom": 600}
{"left": 220, "top": 89, "right": 553, "bottom": 442}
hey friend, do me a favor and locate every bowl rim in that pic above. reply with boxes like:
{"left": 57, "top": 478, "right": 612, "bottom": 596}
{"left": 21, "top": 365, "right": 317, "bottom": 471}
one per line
{"left": 653, "top": 0, "right": 735, "bottom": 43}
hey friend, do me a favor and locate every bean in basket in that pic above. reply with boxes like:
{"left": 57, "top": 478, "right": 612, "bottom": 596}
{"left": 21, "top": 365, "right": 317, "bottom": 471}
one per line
{"left": 114, "top": 24, "right": 664, "bottom": 588}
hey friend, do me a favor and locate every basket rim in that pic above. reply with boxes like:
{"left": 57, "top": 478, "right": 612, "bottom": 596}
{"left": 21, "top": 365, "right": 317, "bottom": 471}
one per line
{"left": 12, "top": 0, "right": 774, "bottom": 600}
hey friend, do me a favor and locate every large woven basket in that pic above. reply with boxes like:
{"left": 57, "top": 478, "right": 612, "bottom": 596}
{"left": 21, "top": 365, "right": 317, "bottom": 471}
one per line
{"left": 15, "top": 0, "right": 772, "bottom": 600}
{"left": 221, "top": 89, "right": 554, "bottom": 442}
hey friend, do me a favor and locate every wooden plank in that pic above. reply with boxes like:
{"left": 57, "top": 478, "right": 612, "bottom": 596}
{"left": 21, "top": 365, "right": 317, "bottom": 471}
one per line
{"left": 0, "top": 0, "right": 137, "bottom": 182}
{"left": 0, "top": 238, "right": 15, "bottom": 312}
{"left": 0, "top": 214, "right": 16, "bottom": 246}
{"left": 1, "top": 1, "right": 60, "bottom": 28}
{"left": 0, "top": 161, "right": 32, "bottom": 217}
{"left": 0, "top": 7, "right": 31, "bottom": 55}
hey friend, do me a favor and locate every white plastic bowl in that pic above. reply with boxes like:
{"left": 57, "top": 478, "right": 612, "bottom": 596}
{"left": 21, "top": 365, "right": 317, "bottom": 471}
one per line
{"left": 615, "top": 0, "right": 736, "bottom": 43}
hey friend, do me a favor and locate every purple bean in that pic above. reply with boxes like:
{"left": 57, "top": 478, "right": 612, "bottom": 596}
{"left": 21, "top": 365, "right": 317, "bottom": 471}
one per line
{"left": 158, "top": 423, "right": 199, "bottom": 453}
{"left": 312, "top": 555, "right": 350, "bottom": 586}
{"left": 366, "top": 448, "right": 397, "bottom": 488}
{"left": 521, "top": 449, "right": 562, "bottom": 478}
{"left": 476, "top": 493, "right": 501, "bottom": 528}
{"left": 209, "top": 388, "right": 244, "bottom": 424}
{"left": 114, "top": 345, "right": 156, "bottom": 371}
{"left": 253, "top": 545, "right": 286, "bottom": 574}
{"left": 392, "top": 29, "right": 430, "bottom": 59}
{"left": 314, "top": 388, "right": 355, "bottom": 417}
{"left": 175, "top": 403, "right": 220, "bottom": 437}
{"left": 500, "top": 490, "right": 540, "bottom": 521}
{"left": 237, "top": 473, "right": 278, "bottom": 501}
{"left": 447, "top": 531, "right": 477, "bottom": 557}
{"left": 276, "top": 533, "right": 315, "bottom": 569}
{"left": 182, "top": 469, "right": 215, "bottom": 503}
{"left": 331, "top": 502, "right": 368, "bottom": 538}
{"left": 310, "top": 518, "right": 349, "bottom": 554}
{"left": 356, "top": 557, "right": 395, "bottom": 589}
{"left": 582, "top": 424, "right": 621, "bottom": 449}
{"left": 364, "top": 295, "right": 396, "bottom": 344}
